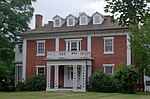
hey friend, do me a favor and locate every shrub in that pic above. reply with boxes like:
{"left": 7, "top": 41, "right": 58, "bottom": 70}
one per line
{"left": 16, "top": 75, "right": 46, "bottom": 91}
{"left": 89, "top": 71, "right": 118, "bottom": 92}
{"left": 114, "top": 65, "right": 138, "bottom": 94}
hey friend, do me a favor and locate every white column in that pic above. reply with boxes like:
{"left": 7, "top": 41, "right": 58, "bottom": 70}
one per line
{"left": 127, "top": 34, "right": 131, "bottom": 65}
{"left": 54, "top": 65, "right": 59, "bottom": 90}
{"left": 73, "top": 65, "right": 77, "bottom": 90}
{"left": 81, "top": 65, "right": 86, "bottom": 91}
{"left": 87, "top": 65, "right": 91, "bottom": 82}
{"left": 87, "top": 36, "right": 91, "bottom": 52}
{"left": 22, "top": 39, "right": 27, "bottom": 81}
{"left": 46, "top": 65, "right": 51, "bottom": 91}
{"left": 55, "top": 38, "right": 59, "bottom": 51}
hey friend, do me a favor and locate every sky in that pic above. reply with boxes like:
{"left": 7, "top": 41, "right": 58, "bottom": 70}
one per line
{"left": 29, "top": 0, "right": 106, "bottom": 29}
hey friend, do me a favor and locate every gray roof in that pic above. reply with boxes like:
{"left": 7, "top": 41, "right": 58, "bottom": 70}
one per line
{"left": 23, "top": 16, "right": 128, "bottom": 35}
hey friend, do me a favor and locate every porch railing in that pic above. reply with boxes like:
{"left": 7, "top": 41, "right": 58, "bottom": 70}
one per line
{"left": 47, "top": 51, "right": 91, "bottom": 59}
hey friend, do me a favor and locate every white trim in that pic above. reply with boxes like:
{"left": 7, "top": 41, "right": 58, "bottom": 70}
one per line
{"left": 55, "top": 38, "right": 59, "bottom": 51}
{"left": 87, "top": 36, "right": 91, "bottom": 52}
{"left": 103, "top": 37, "right": 114, "bottom": 54}
{"left": 36, "top": 40, "right": 45, "bottom": 56}
{"left": 103, "top": 64, "right": 115, "bottom": 67}
{"left": 127, "top": 34, "right": 131, "bottom": 65}
{"left": 22, "top": 39, "right": 27, "bottom": 81}
{"left": 36, "top": 65, "right": 46, "bottom": 68}
{"left": 103, "top": 64, "right": 115, "bottom": 75}
{"left": 65, "top": 38, "right": 82, "bottom": 42}
{"left": 23, "top": 32, "right": 129, "bottom": 40}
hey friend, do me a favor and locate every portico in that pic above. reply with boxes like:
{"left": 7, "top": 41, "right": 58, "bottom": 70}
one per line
{"left": 46, "top": 51, "right": 92, "bottom": 92}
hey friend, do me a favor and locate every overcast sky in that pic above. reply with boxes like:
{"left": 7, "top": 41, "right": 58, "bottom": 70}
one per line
{"left": 29, "top": 0, "right": 106, "bottom": 29}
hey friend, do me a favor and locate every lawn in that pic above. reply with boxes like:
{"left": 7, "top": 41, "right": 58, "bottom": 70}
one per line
{"left": 0, "top": 91, "right": 150, "bottom": 99}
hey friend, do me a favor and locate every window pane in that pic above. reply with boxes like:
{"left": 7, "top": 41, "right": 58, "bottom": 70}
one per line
{"left": 95, "top": 16, "right": 100, "bottom": 23}
{"left": 81, "top": 17, "right": 86, "bottom": 24}
{"left": 146, "top": 81, "right": 150, "bottom": 86}
{"left": 105, "top": 66, "right": 112, "bottom": 74}
{"left": 55, "top": 19, "right": 59, "bottom": 26}
{"left": 105, "top": 39, "right": 113, "bottom": 52}
{"left": 69, "top": 18, "right": 73, "bottom": 25}
{"left": 38, "top": 67, "right": 44, "bottom": 75}
{"left": 18, "top": 45, "right": 22, "bottom": 53}
{"left": 38, "top": 42, "right": 44, "bottom": 54}
{"left": 71, "top": 42, "right": 77, "bottom": 51}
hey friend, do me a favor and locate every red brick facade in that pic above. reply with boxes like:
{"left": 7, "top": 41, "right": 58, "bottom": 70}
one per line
{"left": 26, "top": 35, "right": 127, "bottom": 83}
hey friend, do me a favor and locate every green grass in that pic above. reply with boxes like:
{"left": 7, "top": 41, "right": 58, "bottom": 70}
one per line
{"left": 0, "top": 91, "right": 150, "bottom": 99}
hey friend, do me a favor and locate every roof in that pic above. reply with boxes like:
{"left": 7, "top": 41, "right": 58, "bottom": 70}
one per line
{"left": 23, "top": 15, "right": 128, "bottom": 35}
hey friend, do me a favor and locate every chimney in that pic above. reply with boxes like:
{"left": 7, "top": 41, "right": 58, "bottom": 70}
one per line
{"left": 35, "top": 14, "right": 43, "bottom": 29}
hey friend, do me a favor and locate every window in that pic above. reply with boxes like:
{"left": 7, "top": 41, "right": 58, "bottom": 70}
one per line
{"left": 37, "top": 40, "right": 45, "bottom": 56}
{"left": 146, "top": 81, "right": 150, "bottom": 86}
{"left": 18, "top": 44, "right": 22, "bottom": 53}
{"left": 103, "top": 64, "right": 115, "bottom": 75}
{"left": 95, "top": 16, "right": 100, "bottom": 23}
{"left": 80, "top": 16, "right": 87, "bottom": 25}
{"left": 55, "top": 19, "right": 60, "bottom": 27}
{"left": 68, "top": 18, "right": 74, "bottom": 26}
{"left": 36, "top": 66, "right": 45, "bottom": 75}
{"left": 104, "top": 37, "right": 114, "bottom": 54}
{"left": 66, "top": 39, "right": 82, "bottom": 51}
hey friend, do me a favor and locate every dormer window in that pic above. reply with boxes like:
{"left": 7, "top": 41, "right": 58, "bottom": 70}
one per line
{"left": 54, "top": 19, "right": 60, "bottom": 27}
{"left": 68, "top": 18, "right": 74, "bottom": 26}
{"left": 80, "top": 16, "right": 86, "bottom": 25}
{"left": 94, "top": 15, "right": 100, "bottom": 24}
{"left": 93, "top": 12, "right": 104, "bottom": 25}
{"left": 66, "top": 14, "right": 78, "bottom": 26}
{"left": 53, "top": 15, "right": 65, "bottom": 27}
{"left": 79, "top": 12, "right": 90, "bottom": 25}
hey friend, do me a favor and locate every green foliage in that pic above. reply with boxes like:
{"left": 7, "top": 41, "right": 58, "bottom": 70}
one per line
{"left": 16, "top": 75, "right": 46, "bottom": 91}
{"left": 130, "top": 19, "right": 150, "bottom": 75}
{"left": 114, "top": 65, "right": 138, "bottom": 94}
{"left": 105, "top": 0, "right": 150, "bottom": 26}
{"left": 89, "top": 71, "right": 118, "bottom": 92}
{"left": 0, "top": 0, "right": 36, "bottom": 41}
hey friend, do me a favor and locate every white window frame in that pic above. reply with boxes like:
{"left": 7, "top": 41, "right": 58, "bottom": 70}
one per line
{"left": 36, "top": 40, "right": 45, "bottom": 56}
{"left": 93, "top": 15, "right": 101, "bottom": 24}
{"left": 103, "top": 37, "right": 114, "bottom": 54}
{"left": 54, "top": 18, "right": 61, "bottom": 27}
{"left": 65, "top": 39, "right": 82, "bottom": 51}
{"left": 80, "top": 16, "right": 87, "bottom": 25}
{"left": 36, "top": 66, "right": 45, "bottom": 75}
{"left": 67, "top": 17, "right": 74, "bottom": 26}
{"left": 103, "top": 64, "right": 115, "bottom": 75}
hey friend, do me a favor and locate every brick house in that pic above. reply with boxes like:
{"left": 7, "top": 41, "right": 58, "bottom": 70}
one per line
{"left": 14, "top": 12, "right": 150, "bottom": 92}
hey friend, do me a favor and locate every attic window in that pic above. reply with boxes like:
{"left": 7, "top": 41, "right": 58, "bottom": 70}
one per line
{"left": 94, "top": 15, "right": 100, "bottom": 24}
{"left": 80, "top": 16, "right": 87, "bottom": 25}
{"left": 54, "top": 19, "right": 60, "bottom": 27}
{"left": 68, "top": 18, "right": 74, "bottom": 26}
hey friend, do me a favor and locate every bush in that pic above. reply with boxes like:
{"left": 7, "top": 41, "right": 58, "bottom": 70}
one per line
{"left": 16, "top": 75, "right": 46, "bottom": 91}
{"left": 89, "top": 71, "right": 118, "bottom": 92}
{"left": 114, "top": 65, "right": 138, "bottom": 94}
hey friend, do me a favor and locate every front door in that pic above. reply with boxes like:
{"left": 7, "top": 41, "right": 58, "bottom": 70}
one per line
{"left": 64, "top": 65, "right": 81, "bottom": 88}
{"left": 64, "top": 66, "right": 73, "bottom": 87}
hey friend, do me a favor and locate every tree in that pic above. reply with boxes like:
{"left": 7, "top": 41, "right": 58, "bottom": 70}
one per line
{"left": 0, "top": 0, "right": 36, "bottom": 91}
{"left": 104, "top": 0, "right": 150, "bottom": 91}
{"left": 105, "top": 0, "right": 150, "bottom": 26}
{"left": 0, "top": 0, "right": 36, "bottom": 41}
{"left": 130, "top": 19, "right": 150, "bottom": 76}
